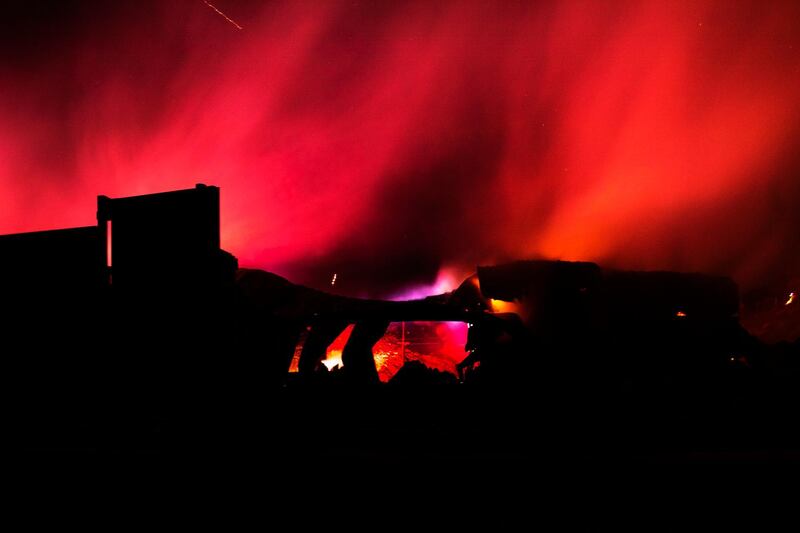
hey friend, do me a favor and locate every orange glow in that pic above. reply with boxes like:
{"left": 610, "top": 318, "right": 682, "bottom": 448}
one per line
{"left": 373, "top": 350, "right": 392, "bottom": 375}
{"left": 676, "top": 311, "right": 687, "bottom": 317}
{"left": 786, "top": 292, "right": 795, "bottom": 306}
{"left": 489, "top": 298, "right": 520, "bottom": 314}
{"left": 288, "top": 321, "right": 466, "bottom": 379}
{"left": 2, "top": 2, "right": 799, "bottom": 296}
{"left": 373, "top": 321, "right": 467, "bottom": 381}
{"left": 323, "top": 325, "right": 354, "bottom": 370}
{"left": 105, "top": 220, "right": 112, "bottom": 268}
{"left": 321, "top": 349, "right": 343, "bottom": 371}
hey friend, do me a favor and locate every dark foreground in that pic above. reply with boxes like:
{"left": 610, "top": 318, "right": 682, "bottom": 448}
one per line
{"left": 12, "top": 372, "right": 800, "bottom": 531}
{"left": 15, "top": 368, "right": 800, "bottom": 483}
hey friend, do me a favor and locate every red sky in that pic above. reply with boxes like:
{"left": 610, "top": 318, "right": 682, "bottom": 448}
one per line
{"left": 1, "top": 0, "right": 799, "bottom": 297}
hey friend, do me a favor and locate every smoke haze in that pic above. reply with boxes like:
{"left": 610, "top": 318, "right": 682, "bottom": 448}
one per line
{"left": 1, "top": 0, "right": 799, "bottom": 297}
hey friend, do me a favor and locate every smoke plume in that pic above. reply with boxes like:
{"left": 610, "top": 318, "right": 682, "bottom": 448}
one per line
{"left": 1, "top": 0, "right": 799, "bottom": 297}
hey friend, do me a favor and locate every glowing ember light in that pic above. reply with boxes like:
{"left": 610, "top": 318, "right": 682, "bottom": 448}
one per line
{"left": 786, "top": 292, "right": 795, "bottom": 306}
{"left": 373, "top": 350, "right": 391, "bottom": 372}
{"left": 676, "top": 311, "right": 687, "bottom": 317}
{"left": 330, "top": 273, "right": 337, "bottom": 286}
{"left": 371, "top": 321, "right": 467, "bottom": 381}
{"left": 489, "top": 298, "right": 520, "bottom": 314}
{"left": 105, "top": 220, "right": 112, "bottom": 268}
{"left": 286, "top": 321, "right": 468, "bottom": 379}
{"left": 321, "top": 349, "right": 343, "bottom": 370}
{"left": 321, "top": 325, "right": 354, "bottom": 371}
{"left": 202, "top": 0, "right": 243, "bottom": 30}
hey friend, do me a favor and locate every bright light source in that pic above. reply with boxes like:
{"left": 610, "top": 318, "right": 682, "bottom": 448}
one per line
{"left": 322, "top": 349, "right": 343, "bottom": 370}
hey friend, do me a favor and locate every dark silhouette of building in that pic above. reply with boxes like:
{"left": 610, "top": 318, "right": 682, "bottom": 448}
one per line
{"left": 2, "top": 184, "right": 797, "bottom": 465}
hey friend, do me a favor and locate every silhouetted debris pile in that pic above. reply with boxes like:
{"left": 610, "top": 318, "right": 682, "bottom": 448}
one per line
{"left": 2, "top": 185, "right": 798, "bottom": 462}
{"left": 389, "top": 360, "right": 458, "bottom": 388}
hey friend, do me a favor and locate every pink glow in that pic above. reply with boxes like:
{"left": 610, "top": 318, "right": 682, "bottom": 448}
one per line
{"left": 1, "top": 1, "right": 799, "bottom": 297}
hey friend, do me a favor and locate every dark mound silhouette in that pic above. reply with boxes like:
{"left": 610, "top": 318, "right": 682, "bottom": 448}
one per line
{"left": 1, "top": 185, "right": 798, "bottom": 472}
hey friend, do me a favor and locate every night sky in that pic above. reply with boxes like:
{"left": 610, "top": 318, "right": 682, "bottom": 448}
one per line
{"left": 2, "top": 0, "right": 799, "bottom": 298}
